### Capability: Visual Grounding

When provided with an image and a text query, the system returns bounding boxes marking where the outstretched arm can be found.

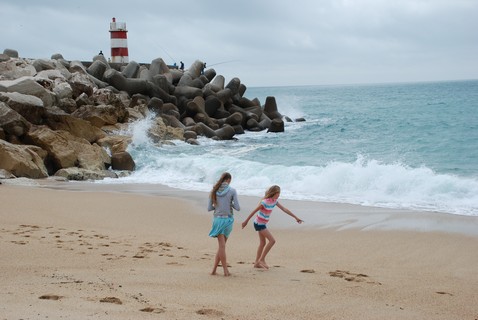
[277,202,303,224]
[242,203,262,229]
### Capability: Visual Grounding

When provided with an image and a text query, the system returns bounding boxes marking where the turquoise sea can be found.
[100,79,478,217]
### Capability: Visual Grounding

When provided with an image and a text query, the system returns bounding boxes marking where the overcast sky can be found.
[1,0,477,87]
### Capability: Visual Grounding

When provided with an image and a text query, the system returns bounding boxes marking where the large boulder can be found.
[69,60,88,73]
[267,118,285,133]
[51,53,70,69]
[121,61,140,79]
[214,124,236,140]
[52,80,73,100]
[149,58,173,84]
[146,97,163,114]
[203,68,216,82]
[216,88,233,104]
[3,49,19,58]
[0,76,54,108]
[0,54,9,63]
[92,54,109,67]
[148,117,184,143]
[0,57,36,80]
[0,92,45,125]
[87,60,108,80]
[90,88,125,106]
[192,122,216,138]
[26,126,110,172]
[190,122,236,140]
[258,113,272,131]
[224,112,243,127]
[152,74,170,93]
[111,151,135,171]
[97,135,132,154]
[161,114,185,130]
[204,96,222,117]
[225,77,241,96]
[36,66,71,81]
[43,112,106,143]
[54,167,117,181]
[184,96,215,128]
[68,72,96,98]
[72,104,128,128]
[32,59,56,72]
[230,104,258,122]
[177,60,204,87]
[210,75,225,91]
[0,102,31,139]
[0,139,48,178]
[263,96,283,120]
[173,85,202,99]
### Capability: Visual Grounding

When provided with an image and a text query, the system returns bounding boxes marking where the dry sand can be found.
[1,180,477,320]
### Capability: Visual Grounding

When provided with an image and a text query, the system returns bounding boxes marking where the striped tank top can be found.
[254,198,278,225]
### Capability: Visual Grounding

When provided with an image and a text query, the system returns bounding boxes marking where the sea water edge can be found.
[96,80,478,218]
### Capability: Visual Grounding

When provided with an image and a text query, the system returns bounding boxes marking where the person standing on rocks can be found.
[208,172,240,276]
[180,61,184,70]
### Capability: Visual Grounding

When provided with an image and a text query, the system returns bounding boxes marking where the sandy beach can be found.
[1,180,477,320]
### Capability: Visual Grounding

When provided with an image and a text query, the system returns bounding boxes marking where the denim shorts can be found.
[253,222,267,231]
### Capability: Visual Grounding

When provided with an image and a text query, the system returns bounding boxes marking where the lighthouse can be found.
[109,17,129,63]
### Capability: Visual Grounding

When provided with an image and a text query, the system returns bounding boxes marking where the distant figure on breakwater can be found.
[180,61,184,70]
[98,50,103,55]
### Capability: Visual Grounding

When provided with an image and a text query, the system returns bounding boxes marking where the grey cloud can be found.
[1,0,477,86]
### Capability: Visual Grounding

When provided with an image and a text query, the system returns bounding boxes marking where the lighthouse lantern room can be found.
[109,17,129,63]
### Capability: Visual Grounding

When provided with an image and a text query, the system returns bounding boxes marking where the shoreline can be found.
[6,178,478,237]
[1,180,478,319]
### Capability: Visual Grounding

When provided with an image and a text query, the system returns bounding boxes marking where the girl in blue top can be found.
[208,172,240,276]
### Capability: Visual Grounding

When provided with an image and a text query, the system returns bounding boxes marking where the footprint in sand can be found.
[329,270,381,284]
[100,296,122,304]
[301,269,315,273]
[9,224,186,263]
[39,294,63,300]
[133,241,185,259]
[196,308,225,317]
[11,240,28,245]
[140,307,165,313]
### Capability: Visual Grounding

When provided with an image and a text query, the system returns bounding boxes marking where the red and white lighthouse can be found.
[109,17,129,63]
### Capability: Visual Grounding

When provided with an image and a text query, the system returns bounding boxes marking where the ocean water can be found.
[99,79,478,217]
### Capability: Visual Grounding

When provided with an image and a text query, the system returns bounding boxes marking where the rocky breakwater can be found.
[0,48,300,181]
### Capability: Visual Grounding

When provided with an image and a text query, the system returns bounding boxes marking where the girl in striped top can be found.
[242,185,303,269]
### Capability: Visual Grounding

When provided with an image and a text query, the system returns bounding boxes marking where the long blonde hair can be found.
[264,185,280,199]
[210,172,232,206]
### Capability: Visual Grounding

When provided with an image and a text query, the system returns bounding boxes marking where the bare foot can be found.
[254,262,268,269]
